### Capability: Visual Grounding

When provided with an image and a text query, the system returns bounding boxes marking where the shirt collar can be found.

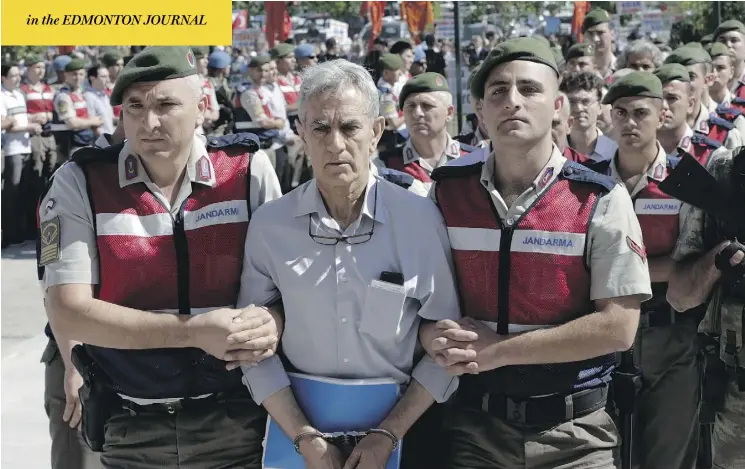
[402,135,461,165]
[480,144,566,195]
[294,172,388,225]
[611,142,668,183]
[694,103,711,133]
[118,134,216,188]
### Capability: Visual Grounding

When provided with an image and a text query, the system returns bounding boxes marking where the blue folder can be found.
[262,372,402,469]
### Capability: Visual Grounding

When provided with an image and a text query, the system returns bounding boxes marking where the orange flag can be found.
[401,1,433,44]
[362,1,387,51]
[572,1,590,42]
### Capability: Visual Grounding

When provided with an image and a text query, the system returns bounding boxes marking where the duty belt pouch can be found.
[700,335,728,420]
[719,299,745,391]
[71,345,118,452]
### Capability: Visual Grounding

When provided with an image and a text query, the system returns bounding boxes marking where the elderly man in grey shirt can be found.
[238,59,461,469]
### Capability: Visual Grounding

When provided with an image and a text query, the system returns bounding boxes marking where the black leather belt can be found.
[454,385,608,427]
[120,389,250,415]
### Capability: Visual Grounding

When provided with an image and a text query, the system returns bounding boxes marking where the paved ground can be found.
[2,241,51,469]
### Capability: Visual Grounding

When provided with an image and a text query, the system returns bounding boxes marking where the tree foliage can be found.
[670,1,745,45]
[3,46,48,63]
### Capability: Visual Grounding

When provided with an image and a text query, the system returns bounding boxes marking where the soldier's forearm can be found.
[668,248,722,312]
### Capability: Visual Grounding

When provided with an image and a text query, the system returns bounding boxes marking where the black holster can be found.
[612,334,643,469]
[71,344,119,452]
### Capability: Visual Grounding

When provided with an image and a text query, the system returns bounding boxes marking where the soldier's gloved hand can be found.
[715,240,745,295]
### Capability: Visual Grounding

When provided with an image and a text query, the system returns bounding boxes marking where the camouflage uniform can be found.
[672,149,745,469]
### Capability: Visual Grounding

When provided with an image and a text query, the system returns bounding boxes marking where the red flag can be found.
[572,1,590,42]
[401,2,433,44]
[265,2,290,48]
[232,10,248,30]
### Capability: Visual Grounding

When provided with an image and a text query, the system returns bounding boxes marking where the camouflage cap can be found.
[582,9,611,33]
[664,45,712,65]
[101,51,122,67]
[566,43,594,60]
[714,20,745,40]
[653,63,691,85]
[110,46,198,106]
[25,54,44,66]
[270,43,295,60]
[398,72,450,108]
[470,37,558,99]
[602,71,663,105]
[379,53,404,71]
[709,42,734,59]
[248,55,272,68]
[64,58,87,72]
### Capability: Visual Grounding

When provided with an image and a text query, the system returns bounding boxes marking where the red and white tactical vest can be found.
[276,73,301,108]
[20,82,54,115]
[632,167,680,258]
[433,160,616,397]
[383,142,475,183]
[233,84,273,130]
[104,86,122,120]
[202,78,215,109]
[77,142,253,398]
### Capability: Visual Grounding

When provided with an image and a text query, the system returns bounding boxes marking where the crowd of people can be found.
[3,6,745,469]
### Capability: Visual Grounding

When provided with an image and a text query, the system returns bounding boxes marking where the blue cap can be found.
[295,44,316,59]
[53,55,72,72]
[414,47,426,63]
[208,50,231,69]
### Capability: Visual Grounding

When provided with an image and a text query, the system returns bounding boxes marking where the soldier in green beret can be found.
[565,43,596,74]
[714,20,745,93]
[425,37,651,469]
[582,8,617,81]
[50,58,104,162]
[375,73,476,188]
[701,33,714,48]
[40,46,283,468]
[270,43,301,128]
[710,42,737,106]
[596,67,707,469]
[666,45,745,150]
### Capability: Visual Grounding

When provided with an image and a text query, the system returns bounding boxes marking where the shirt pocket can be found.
[359,280,408,345]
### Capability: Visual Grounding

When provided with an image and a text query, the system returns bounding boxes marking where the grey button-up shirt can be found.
[239,174,461,404]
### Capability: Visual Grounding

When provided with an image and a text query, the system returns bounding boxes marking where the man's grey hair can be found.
[298,59,379,121]
[618,40,664,69]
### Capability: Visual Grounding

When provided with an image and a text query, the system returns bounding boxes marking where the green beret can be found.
[552,48,565,67]
[684,42,704,49]
[470,37,558,99]
[654,63,690,85]
[101,52,122,67]
[191,47,208,59]
[398,72,450,108]
[379,53,404,71]
[602,71,662,105]
[715,20,745,40]
[582,9,611,33]
[566,43,594,60]
[25,54,44,66]
[664,45,712,66]
[64,58,87,72]
[110,46,198,106]
[533,35,550,47]
[248,55,272,68]
[270,43,294,60]
[701,34,714,45]
[710,42,733,59]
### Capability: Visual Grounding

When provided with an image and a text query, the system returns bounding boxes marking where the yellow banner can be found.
[1,0,232,46]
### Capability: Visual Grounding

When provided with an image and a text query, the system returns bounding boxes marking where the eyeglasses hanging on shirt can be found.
[308,182,378,246]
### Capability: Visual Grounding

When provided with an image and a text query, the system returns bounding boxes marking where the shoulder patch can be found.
[627,236,647,261]
[377,167,414,188]
[560,161,616,192]
[39,216,61,266]
[206,133,260,153]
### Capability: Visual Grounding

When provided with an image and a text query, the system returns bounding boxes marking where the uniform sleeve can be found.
[408,198,461,402]
[407,179,429,197]
[587,184,652,301]
[672,205,707,261]
[380,93,398,120]
[249,149,283,210]
[40,162,99,287]
[53,93,76,121]
[239,90,269,123]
